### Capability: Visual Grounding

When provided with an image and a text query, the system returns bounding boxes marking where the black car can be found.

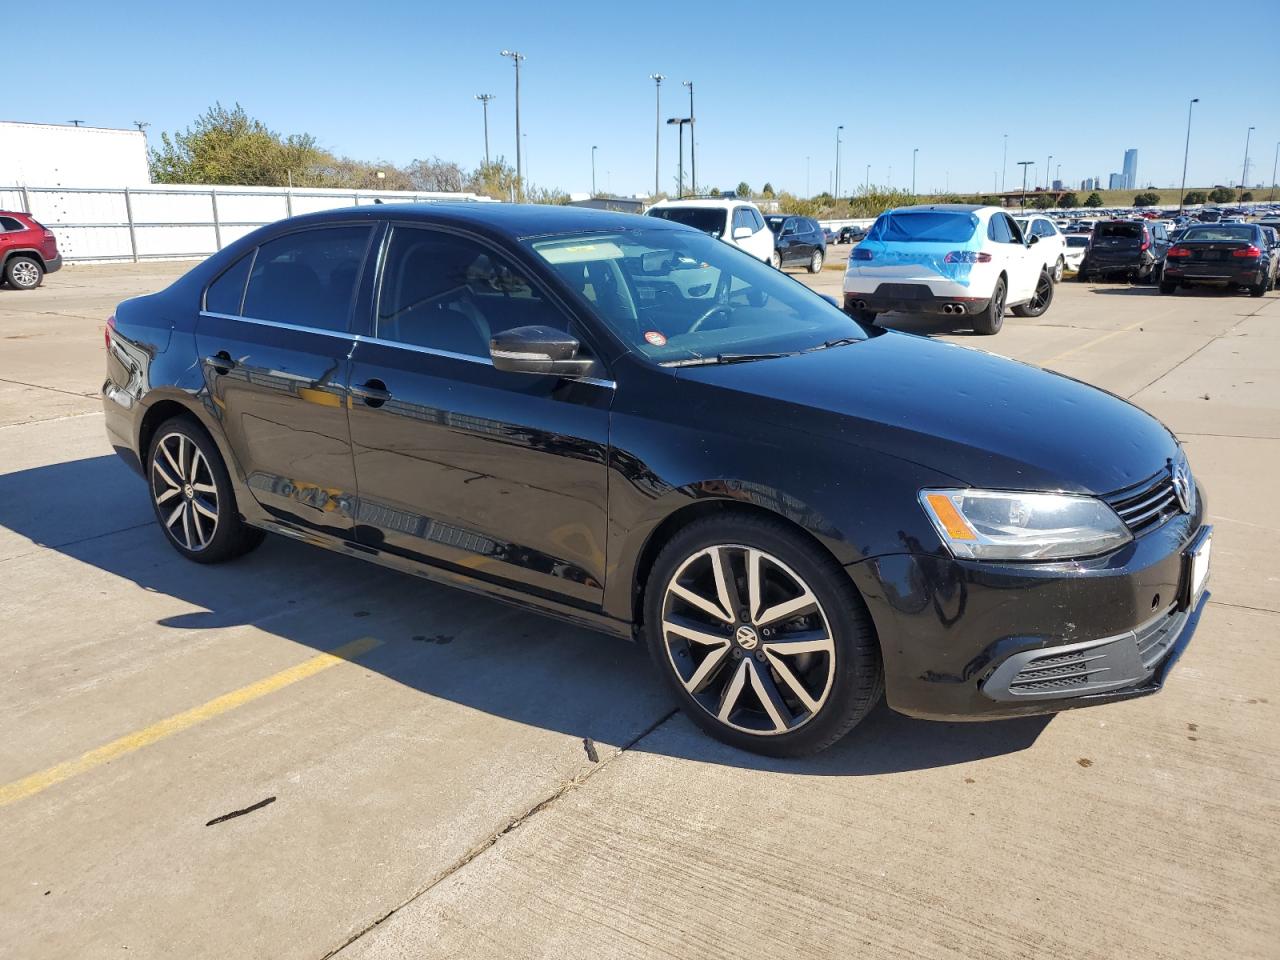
[837,225,866,244]
[763,214,826,272]
[1161,222,1276,296]
[103,204,1211,757]
[1077,219,1170,283]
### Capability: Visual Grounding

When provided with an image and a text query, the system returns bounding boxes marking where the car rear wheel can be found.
[972,276,1006,335]
[770,250,782,270]
[1012,269,1054,318]
[1159,280,1177,295]
[1076,265,1089,282]
[807,249,824,274]
[147,416,265,564]
[643,514,883,757]
[4,256,44,290]
[1250,278,1267,297]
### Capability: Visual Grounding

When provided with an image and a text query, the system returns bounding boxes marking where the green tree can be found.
[467,159,520,201]
[1133,191,1161,207]
[760,182,775,198]
[1183,190,1207,205]
[709,187,721,196]
[1084,192,1104,208]
[1058,192,1079,209]
[1208,187,1235,203]
[149,102,328,186]
[1241,191,1254,202]
[1031,194,1055,209]
[736,181,751,198]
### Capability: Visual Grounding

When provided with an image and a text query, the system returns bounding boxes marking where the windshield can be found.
[526,228,864,365]
[1181,225,1255,242]
[865,211,977,243]
[646,206,726,238]
[1096,222,1142,240]
[1066,235,1089,247]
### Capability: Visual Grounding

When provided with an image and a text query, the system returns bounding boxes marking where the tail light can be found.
[851,248,874,261]
[1166,246,1191,258]
[1232,245,1262,258]
[944,251,992,264]
[1139,231,1151,252]
[105,314,115,350]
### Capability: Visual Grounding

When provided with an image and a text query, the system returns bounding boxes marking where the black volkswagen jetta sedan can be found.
[103,204,1212,757]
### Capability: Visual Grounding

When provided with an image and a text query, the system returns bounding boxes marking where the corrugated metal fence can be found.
[0,183,495,263]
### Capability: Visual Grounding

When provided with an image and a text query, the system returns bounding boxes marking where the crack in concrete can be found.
[0,376,98,400]
[318,708,679,960]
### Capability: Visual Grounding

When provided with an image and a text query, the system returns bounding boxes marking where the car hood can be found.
[677,330,1178,495]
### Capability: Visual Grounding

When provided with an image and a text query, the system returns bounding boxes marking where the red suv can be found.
[1,211,62,290]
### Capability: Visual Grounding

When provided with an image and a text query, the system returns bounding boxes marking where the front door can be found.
[195,224,374,537]
[346,225,611,608]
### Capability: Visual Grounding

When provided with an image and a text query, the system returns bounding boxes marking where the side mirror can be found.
[490,325,597,378]
[732,226,753,240]
[1028,234,1040,245]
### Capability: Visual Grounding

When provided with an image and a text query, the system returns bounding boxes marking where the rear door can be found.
[195,224,374,537]
[345,225,612,607]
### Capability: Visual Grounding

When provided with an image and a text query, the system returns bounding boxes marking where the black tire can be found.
[146,415,266,564]
[642,513,883,757]
[1052,256,1064,283]
[1012,269,1054,318]
[972,276,1006,335]
[1076,265,1089,282]
[1159,280,1177,295]
[4,255,44,290]
[1250,279,1267,297]
[807,248,824,274]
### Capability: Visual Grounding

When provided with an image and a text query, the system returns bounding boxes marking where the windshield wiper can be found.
[663,351,797,367]
[804,337,862,353]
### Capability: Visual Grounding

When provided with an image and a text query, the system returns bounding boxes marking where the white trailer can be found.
[0,121,150,188]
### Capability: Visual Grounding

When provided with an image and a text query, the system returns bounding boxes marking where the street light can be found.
[1017,160,1034,209]
[1001,133,1008,193]
[474,94,495,167]
[1240,125,1256,203]
[1178,98,1199,214]
[1046,154,1053,190]
[865,163,870,191]
[682,80,696,194]
[805,155,810,197]
[591,145,598,197]
[499,50,525,200]
[912,147,918,196]
[648,74,666,199]
[835,125,844,198]
[1270,141,1279,203]
[666,117,691,196]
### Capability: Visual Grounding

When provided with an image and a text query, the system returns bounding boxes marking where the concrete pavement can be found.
[1,261,1276,959]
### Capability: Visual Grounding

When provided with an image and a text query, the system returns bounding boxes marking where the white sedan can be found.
[1063,234,1090,272]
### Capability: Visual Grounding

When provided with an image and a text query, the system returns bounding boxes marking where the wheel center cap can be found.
[735,624,760,650]
[183,483,194,499]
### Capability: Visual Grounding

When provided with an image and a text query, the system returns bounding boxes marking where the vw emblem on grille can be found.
[1171,461,1193,514]
[735,625,760,650]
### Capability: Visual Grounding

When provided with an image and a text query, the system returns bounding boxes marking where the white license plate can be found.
[1189,534,1212,604]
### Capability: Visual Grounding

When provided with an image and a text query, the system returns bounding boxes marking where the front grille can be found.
[1105,471,1181,534]
[1135,606,1187,669]
[1007,647,1111,694]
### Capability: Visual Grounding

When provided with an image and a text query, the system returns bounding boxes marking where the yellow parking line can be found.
[0,636,382,809]
[1041,318,1147,366]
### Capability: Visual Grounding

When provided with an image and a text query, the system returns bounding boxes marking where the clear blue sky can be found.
[21,0,1280,197]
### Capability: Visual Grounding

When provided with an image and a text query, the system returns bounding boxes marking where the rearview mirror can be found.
[490,325,598,378]
[732,226,753,240]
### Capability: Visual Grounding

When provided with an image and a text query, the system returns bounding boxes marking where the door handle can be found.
[203,351,237,373]
[349,378,391,407]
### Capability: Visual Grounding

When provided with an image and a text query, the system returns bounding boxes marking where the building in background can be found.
[1052,179,1063,191]
[0,121,150,188]
[1109,172,1125,190]
[1122,149,1138,190]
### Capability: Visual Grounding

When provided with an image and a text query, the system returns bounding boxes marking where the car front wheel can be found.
[147,416,265,563]
[770,250,782,270]
[644,514,883,757]
[1012,269,1054,318]
[1052,256,1064,283]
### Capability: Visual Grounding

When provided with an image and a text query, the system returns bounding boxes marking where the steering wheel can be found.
[688,303,732,334]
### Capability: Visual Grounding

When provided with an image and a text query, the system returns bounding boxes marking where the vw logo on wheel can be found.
[1172,461,1193,514]
[735,625,760,650]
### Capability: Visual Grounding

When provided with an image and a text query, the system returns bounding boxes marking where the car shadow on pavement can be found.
[0,454,1050,775]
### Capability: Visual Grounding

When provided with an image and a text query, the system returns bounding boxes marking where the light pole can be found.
[1017,160,1033,209]
[1001,133,1008,193]
[667,117,691,196]
[1046,154,1053,190]
[1178,98,1199,213]
[499,50,525,200]
[835,125,844,198]
[865,164,870,191]
[1240,125,1255,202]
[805,155,810,197]
[682,80,696,194]
[649,74,665,198]
[912,147,918,195]
[591,145,598,196]
[474,94,495,167]
[1270,141,1279,203]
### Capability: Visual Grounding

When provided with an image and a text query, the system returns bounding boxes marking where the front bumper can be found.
[843,286,991,317]
[849,490,1209,721]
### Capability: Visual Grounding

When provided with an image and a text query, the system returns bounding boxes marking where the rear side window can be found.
[242,226,372,331]
[0,216,26,232]
[869,212,978,243]
[204,253,253,315]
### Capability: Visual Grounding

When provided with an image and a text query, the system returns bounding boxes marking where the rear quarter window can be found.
[0,216,27,232]
[204,253,253,315]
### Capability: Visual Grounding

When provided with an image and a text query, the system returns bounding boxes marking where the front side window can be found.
[242,226,372,331]
[377,227,573,358]
[527,228,864,365]
[732,207,754,233]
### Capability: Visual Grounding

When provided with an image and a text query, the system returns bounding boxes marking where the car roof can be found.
[893,203,987,213]
[648,197,751,210]
[271,202,685,240]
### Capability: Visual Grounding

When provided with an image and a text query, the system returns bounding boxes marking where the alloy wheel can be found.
[1029,273,1051,311]
[811,250,823,271]
[661,544,836,735]
[151,431,219,551]
[11,261,40,288]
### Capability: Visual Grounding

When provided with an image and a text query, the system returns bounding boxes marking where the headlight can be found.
[919,488,1132,561]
